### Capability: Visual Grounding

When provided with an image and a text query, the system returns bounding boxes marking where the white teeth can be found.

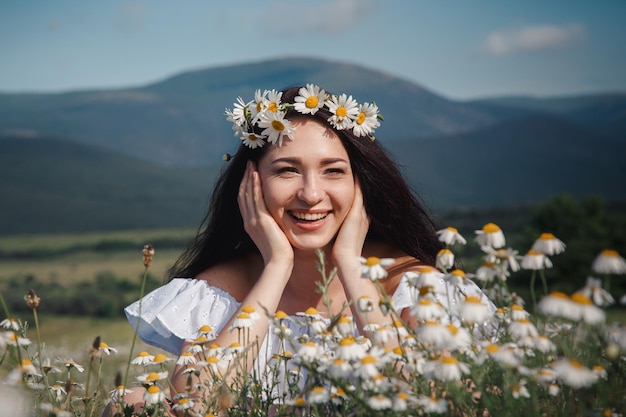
[291,211,328,221]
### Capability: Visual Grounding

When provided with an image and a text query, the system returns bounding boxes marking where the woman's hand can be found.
[238,161,294,265]
[331,180,370,264]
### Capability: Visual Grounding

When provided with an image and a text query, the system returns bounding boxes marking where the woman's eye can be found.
[276,167,298,175]
[325,168,345,175]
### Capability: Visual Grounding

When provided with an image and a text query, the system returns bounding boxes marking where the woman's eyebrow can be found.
[270,157,348,165]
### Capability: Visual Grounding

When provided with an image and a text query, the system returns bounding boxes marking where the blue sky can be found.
[1,0,625,100]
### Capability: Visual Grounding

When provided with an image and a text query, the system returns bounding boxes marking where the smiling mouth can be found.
[289,211,329,222]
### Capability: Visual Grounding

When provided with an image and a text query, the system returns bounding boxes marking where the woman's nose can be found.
[297,176,323,205]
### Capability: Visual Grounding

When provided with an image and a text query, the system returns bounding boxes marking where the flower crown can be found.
[225,84,383,149]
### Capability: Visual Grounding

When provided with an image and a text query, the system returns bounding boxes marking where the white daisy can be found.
[293,84,326,115]
[352,102,380,137]
[98,341,118,355]
[308,386,329,404]
[474,223,506,249]
[143,385,165,405]
[552,358,599,389]
[230,312,254,330]
[357,295,375,313]
[417,394,448,414]
[410,299,447,322]
[176,351,197,366]
[474,262,499,283]
[325,93,359,130]
[358,256,395,280]
[425,356,471,381]
[335,316,354,336]
[329,358,353,378]
[436,226,467,245]
[225,96,251,127]
[0,318,20,331]
[354,355,381,379]
[416,320,450,349]
[532,232,566,255]
[436,248,455,271]
[136,371,168,385]
[570,292,605,325]
[171,393,194,412]
[538,291,578,321]
[238,131,265,149]
[521,249,553,270]
[483,247,521,272]
[257,110,296,146]
[131,351,154,366]
[367,394,393,410]
[508,319,539,341]
[579,276,615,307]
[297,341,324,363]
[511,379,531,399]
[592,249,626,274]
[336,336,366,361]
[459,295,493,324]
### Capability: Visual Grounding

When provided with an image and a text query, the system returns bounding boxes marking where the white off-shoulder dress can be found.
[124,272,493,357]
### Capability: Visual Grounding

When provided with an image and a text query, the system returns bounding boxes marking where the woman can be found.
[122,84,488,413]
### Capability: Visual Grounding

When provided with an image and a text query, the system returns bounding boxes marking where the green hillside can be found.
[0,135,217,234]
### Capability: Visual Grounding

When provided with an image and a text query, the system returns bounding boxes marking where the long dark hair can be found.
[169,86,443,280]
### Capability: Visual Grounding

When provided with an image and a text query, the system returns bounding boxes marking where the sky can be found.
[1,0,625,100]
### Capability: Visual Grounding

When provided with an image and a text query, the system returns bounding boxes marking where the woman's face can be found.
[257,117,355,251]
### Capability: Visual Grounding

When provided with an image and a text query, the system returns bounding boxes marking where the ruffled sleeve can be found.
[124,278,240,355]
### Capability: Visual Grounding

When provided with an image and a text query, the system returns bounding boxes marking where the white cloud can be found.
[262,0,378,35]
[482,24,586,56]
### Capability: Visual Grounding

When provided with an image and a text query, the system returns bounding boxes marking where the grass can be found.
[0,228,195,284]
[24,315,174,393]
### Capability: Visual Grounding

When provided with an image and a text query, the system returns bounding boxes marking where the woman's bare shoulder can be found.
[194,253,264,302]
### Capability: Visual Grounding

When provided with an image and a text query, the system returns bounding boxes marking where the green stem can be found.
[32,307,53,402]
[0,290,11,319]
[539,268,549,296]
[530,270,538,315]
[123,264,150,397]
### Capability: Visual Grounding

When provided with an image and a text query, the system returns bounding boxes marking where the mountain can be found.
[0,57,499,167]
[0,135,216,234]
[466,93,626,142]
[386,114,626,209]
[1,57,625,234]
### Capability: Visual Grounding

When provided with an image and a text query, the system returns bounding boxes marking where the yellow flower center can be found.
[274,310,288,319]
[295,397,306,406]
[440,357,458,364]
[527,249,542,255]
[365,256,381,266]
[447,324,459,335]
[22,359,32,366]
[271,120,285,131]
[336,106,347,118]
[100,342,110,349]
[336,387,346,396]
[511,304,524,311]
[146,372,160,381]
[138,351,150,357]
[247,133,259,141]
[465,295,482,304]
[242,305,256,314]
[570,292,592,305]
[267,102,278,112]
[199,325,213,333]
[446,226,459,233]
[339,336,356,346]
[153,354,167,362]
[549,291,569,299]
[338,316,351,324]
[304,307,319,315]
[438,248,453,255]
[539,232,555,240]
[361,355,377,364]
[237,312,250,319]
[600,249,619,257]
[356,112,366,125]
[147,385,161,394]
[569,359,584,368]
[486,344,499,353]
[305,96,319,109]
[482,223,501,233]
[312,386,325,393]
[207,356,219,364]
[178,398,189,405]
[229,342,242,348]
[451,269,465,277]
